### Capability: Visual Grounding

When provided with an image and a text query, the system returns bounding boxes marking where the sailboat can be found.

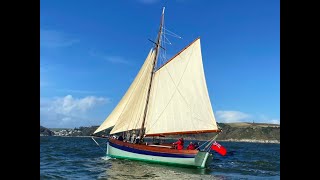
[93,7,222,168]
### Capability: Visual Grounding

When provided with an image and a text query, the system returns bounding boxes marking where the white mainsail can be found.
[145,38,219,136]
[94,49,155,134]
[94,38,219,136]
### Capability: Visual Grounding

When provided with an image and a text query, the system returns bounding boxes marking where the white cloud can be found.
[216,110,280,124]
[40,29,79,48]
[89,51,131,65]
[40,95,109,127]
[56,89,102,94]
[216,110,252,123]
[269,119,280,124]
[104,56,131,65]
[256,114,280,124]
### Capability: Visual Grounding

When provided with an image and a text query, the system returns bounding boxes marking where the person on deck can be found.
[173,138,184,150]
[194,142,199,150]
[135,136,140,144]
[187,142,195,150]
[118,135,123,141]
[131,133,136,143]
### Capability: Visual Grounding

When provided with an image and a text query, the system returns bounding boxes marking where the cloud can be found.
[103,56,131,65]
[216,111,252,123]
[56,89,103,94]
[40,29,79,48]
[89,51,131,65]
[216,110,280,124]
[40,95,109,127]
[270,119,280,124]
[256,114,280,124]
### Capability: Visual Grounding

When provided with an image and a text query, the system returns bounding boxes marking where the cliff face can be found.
[164,122,280,143]
[40,126,55,136]
[216,123,280,142]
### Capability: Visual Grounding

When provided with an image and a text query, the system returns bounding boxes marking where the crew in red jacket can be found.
[173,138,184,150]
[187,142,195,150]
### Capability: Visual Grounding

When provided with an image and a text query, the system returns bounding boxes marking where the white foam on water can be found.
[101,156,112,161]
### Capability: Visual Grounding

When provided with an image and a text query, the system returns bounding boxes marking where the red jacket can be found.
[187,144,195,150]
[174,139,184,150]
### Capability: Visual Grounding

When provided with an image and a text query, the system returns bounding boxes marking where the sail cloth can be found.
[94,38,219,136]
[144,38,219,136]
[94,49,155,134]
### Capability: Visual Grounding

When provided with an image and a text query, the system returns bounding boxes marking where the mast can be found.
[139,7,165,140]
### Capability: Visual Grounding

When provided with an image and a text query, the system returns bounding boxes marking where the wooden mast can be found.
[139,7,165,140]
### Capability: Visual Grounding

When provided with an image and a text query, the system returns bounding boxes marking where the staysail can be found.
[144,38,219,136]
[94,49,155,134]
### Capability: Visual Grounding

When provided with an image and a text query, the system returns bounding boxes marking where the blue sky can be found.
[40,0,279,128]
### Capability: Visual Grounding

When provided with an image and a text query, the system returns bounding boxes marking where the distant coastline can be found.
[40,122,280,144]
[218,139,279,144]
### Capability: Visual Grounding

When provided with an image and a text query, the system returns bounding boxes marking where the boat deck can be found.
[109,138,198,155]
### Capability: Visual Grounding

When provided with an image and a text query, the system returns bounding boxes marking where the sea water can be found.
[40,136,280,179]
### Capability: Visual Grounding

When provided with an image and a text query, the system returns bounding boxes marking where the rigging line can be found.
[164,32,181,39]
[91,136,105,152]
[145,44,196,133]
[199,133,220,152]
[110,50,155,134]
[163,28,182,39]
[204,134,220,152]
[192,116,218,127]
[163,35,172,45]
[196,135,217,150]
[161,28,167,61]
[163,23,168,62]
[160,26,166,65]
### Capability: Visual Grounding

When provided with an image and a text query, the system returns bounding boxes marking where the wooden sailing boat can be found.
[93,7,221,168]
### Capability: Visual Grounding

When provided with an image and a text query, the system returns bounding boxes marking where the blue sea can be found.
[40,136,280,179]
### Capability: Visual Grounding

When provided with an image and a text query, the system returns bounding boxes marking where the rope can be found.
[196,134,217,150]
[91,136,105,152]
[163,27,182,39]
[204,133,220,152]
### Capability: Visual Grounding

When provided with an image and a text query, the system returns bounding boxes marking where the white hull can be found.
[107,142,213,168]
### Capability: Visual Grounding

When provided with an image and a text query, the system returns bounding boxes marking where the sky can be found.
[40,0,280,128]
